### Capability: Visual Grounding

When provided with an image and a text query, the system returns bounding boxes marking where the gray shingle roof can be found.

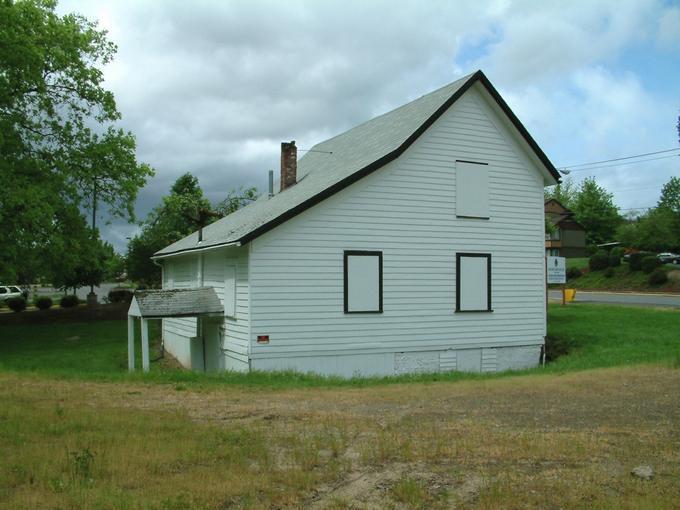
[128,287,223,318]
[155,70,559,257]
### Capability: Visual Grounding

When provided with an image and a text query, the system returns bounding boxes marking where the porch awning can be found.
[127,287,223,318]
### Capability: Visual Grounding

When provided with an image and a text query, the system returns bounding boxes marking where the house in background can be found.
[544,199,586,257]
[146,70,560,377]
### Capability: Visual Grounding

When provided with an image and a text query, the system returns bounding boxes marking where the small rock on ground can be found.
[631,465,654,480]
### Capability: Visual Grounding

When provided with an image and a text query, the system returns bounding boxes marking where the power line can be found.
[565,154,679,173]
[619,206,655,211]
[558,147,680,170]
[611,184,667,193]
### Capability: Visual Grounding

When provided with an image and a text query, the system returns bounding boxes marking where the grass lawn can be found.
[565,257,589,270]
[0,304,678,386]
[0,305,679,508]
[566,264,680,292]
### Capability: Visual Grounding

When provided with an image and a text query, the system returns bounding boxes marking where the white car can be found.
[0,285,24,302]
[657,253,680,264]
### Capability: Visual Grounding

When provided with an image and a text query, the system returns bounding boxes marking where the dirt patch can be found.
[2,366,679,508]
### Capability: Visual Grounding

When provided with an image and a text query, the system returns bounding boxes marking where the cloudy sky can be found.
[57,0,680,252]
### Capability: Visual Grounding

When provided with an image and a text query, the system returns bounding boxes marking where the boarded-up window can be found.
[224,265,236,318]
[456,253,492,312]
[173,259,195,288]
[456,160,489,218]
[344,251,383,313]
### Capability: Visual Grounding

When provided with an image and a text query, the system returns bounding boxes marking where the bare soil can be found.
[4,365,679,508]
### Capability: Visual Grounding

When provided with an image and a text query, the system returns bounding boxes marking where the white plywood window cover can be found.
[224,265,236,318]
[345,253,381,313]
[457,255,490,312]
[456,161,489,218]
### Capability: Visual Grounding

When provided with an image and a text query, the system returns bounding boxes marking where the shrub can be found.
[611,247,625,259]
[589,252,609,271]
[585,244,599,256]
[648,268,668,285]
[7,297,27,313]
[629,252,651,271]
[60,295,80,308]
[609,254,621,267]
[603,267,615,278]
[35,296,53,310]
[566,267,582,280]
[108,288,134,304]
[641,256,660,274]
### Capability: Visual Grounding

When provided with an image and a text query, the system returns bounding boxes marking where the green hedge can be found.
[7,297,27,313]
[60,295,79,308]
[641,256,660,274]
[589,252,609,271]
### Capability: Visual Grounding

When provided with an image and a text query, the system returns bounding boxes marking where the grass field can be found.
[1,305,678,385]
[1,304,679,508]
[562,257,680,292]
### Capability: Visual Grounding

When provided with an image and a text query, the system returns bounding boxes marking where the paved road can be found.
[548,290,680,308]
[31,283,122,302]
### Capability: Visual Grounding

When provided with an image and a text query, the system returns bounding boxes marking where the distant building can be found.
[545,199,586,257]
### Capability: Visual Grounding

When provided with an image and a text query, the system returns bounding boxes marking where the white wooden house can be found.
[141,70,560,377]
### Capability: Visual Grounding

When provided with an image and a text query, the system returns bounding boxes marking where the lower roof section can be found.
[128,287,223,318]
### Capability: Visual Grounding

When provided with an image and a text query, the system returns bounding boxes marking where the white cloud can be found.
[657,6,680,48]
[55,0,679,250]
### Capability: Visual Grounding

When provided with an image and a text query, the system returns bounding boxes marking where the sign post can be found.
[546,256,567,304]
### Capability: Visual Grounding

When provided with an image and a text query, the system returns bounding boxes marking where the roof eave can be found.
[154,70,561,253]
[151,240,242,260]
[473,72,561,185]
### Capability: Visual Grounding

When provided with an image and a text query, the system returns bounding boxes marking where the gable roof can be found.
[128,287,223,318]
[545,199,585,230]
[155,70,560,258]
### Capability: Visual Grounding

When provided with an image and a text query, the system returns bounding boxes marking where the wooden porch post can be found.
[141,318,150,373]
[127,316,135,371]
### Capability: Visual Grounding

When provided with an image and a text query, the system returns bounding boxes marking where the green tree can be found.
[571,177,622,245]
[0,0,153,282]
[657,176,680,215]
[47,205,109,292]
[104,250,126,282]
[215,187,260,216]
[617,207,679,253]
[544,176,578,209]
[127,174,258,286]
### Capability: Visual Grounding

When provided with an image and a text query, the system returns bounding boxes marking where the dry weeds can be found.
[1,365,679,508]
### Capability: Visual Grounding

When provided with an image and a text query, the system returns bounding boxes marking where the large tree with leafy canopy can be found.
[127,173,258,286]
[544,176,578,209]
[0,0,153,282]
[571,177,622,245]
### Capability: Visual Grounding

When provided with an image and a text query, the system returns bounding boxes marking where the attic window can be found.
[456,253,492,312]
[344,251,383,313]
[456,160,489,219]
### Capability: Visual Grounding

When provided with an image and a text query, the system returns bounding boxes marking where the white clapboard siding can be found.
[202,247,250,362]
[161,255,198,366]
[161,247,250,366]
[163,255,198,339]
[249,86,545,358]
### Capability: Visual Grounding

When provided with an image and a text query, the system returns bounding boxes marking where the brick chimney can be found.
[280,140,297,192]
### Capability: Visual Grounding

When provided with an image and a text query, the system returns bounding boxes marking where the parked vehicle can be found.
[0,285,24,302]
[657,252,680,264]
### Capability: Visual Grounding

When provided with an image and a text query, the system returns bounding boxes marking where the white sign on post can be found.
[546,256,566,284]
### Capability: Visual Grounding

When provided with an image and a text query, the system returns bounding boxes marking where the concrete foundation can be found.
[250,344,542,378]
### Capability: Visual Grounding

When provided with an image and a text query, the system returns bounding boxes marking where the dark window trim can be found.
[455,160,490,221]
[455,252,492,313]
[455,159,488,165]
[344,250,383,314]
